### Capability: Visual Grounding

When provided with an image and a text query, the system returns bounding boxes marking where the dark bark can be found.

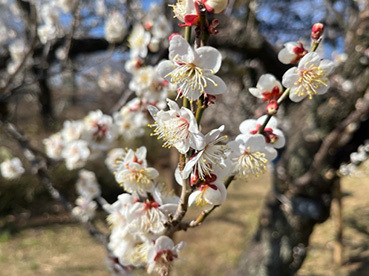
[237,4,369,276]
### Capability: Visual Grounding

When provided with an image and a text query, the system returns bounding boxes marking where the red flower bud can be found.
[266,101,278,115]
[169,33,181,41]
[312,23,324,40]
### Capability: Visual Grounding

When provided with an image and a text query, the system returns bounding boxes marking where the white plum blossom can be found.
[61,120,84,143]
[40,3,60,26]
[72,196,97,223]
[188,174,227,210]
[43,132,64,159]
[109,229,151,268]
[105,11,127,43]
[239,115,285,149]
[129,66,156,95]
[115,161,159,195]
[147,236,186,275]
[182,125,228,180]
[76,170,101,200]
[105,148,127,173]
[148,99,205,154]
[151,14,172,40]
[37,24,57,44]
[228,134,277,178]
[98,67,124,93]
[170,0,199,27]
[282,52,335,102]
[113,103,148,140]
[151,183,179,206]
[128,24,151,58]
[7,40,29,73]
[125,58,143,74]
[128,66,170,108]
[128,200,168,235]
[9,40,26,63]
[249,74,283,102]
[203,0,228,14]
[61,140,90,170]
[278,41,307,64]
[95,0,107,16]
[0,157,25,179]
[157,35,227,101]
[105,193,136,228]
[118,146,148,169]
[83,110,117,149]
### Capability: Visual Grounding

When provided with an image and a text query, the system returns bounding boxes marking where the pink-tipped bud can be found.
[144,21,153,31]
[266,101,278,115]
[190,174,199,186]
[312,23,324,40]
[202,0,228,14]
[169,33,181,41]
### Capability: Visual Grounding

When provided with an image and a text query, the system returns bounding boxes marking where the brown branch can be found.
[62,0,81,67]
[295,88,369,186]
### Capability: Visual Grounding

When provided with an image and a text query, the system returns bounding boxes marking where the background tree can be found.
[0,0,368,275]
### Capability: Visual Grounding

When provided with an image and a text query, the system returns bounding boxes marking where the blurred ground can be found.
[0,173,369,275]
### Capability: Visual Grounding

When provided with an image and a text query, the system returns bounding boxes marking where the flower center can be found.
[150,116,190,148]
[153,250,177,276]
[125,242,148,266]
[236,148,268,178]
[166,58,217,100]
[170,0,186,21]
[294,63,328,99]
[119,168,153,193]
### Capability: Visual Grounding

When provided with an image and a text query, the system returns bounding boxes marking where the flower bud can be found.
[202,0,228,14]
[190,173,199,186]
[278,41,307,64]
[148,38,160,52]
[266,101,278,115]
[311,23,324,40]
[169,33,181,41]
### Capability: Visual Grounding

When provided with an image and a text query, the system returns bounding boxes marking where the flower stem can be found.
[199,6,209,46]
[311,41,320,52]
[195,95,205,125]
[257,88,291,134]
[182,26,192,109]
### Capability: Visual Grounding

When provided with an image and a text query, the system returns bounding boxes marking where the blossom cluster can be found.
[339,141,369,177]
[0,157,25,180]
[72,169,101,222]
[37,3,337,275]
[105,146,185,275]
[43,100,149,170]
[37,0,78,45]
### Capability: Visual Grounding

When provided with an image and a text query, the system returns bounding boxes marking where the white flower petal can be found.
[204,74,227,95]
[194,46,222,73]
[188,190,201,206]
[169,35,194,63]
[299,52,320,69]
[289,88,305,102]
[249,87,262,98]
[157,60,176,80]
[204,187,222,205]
[239,119,257,134]
[282,67,300,88]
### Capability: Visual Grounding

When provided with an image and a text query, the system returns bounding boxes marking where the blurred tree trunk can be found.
[236,4,369,276]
